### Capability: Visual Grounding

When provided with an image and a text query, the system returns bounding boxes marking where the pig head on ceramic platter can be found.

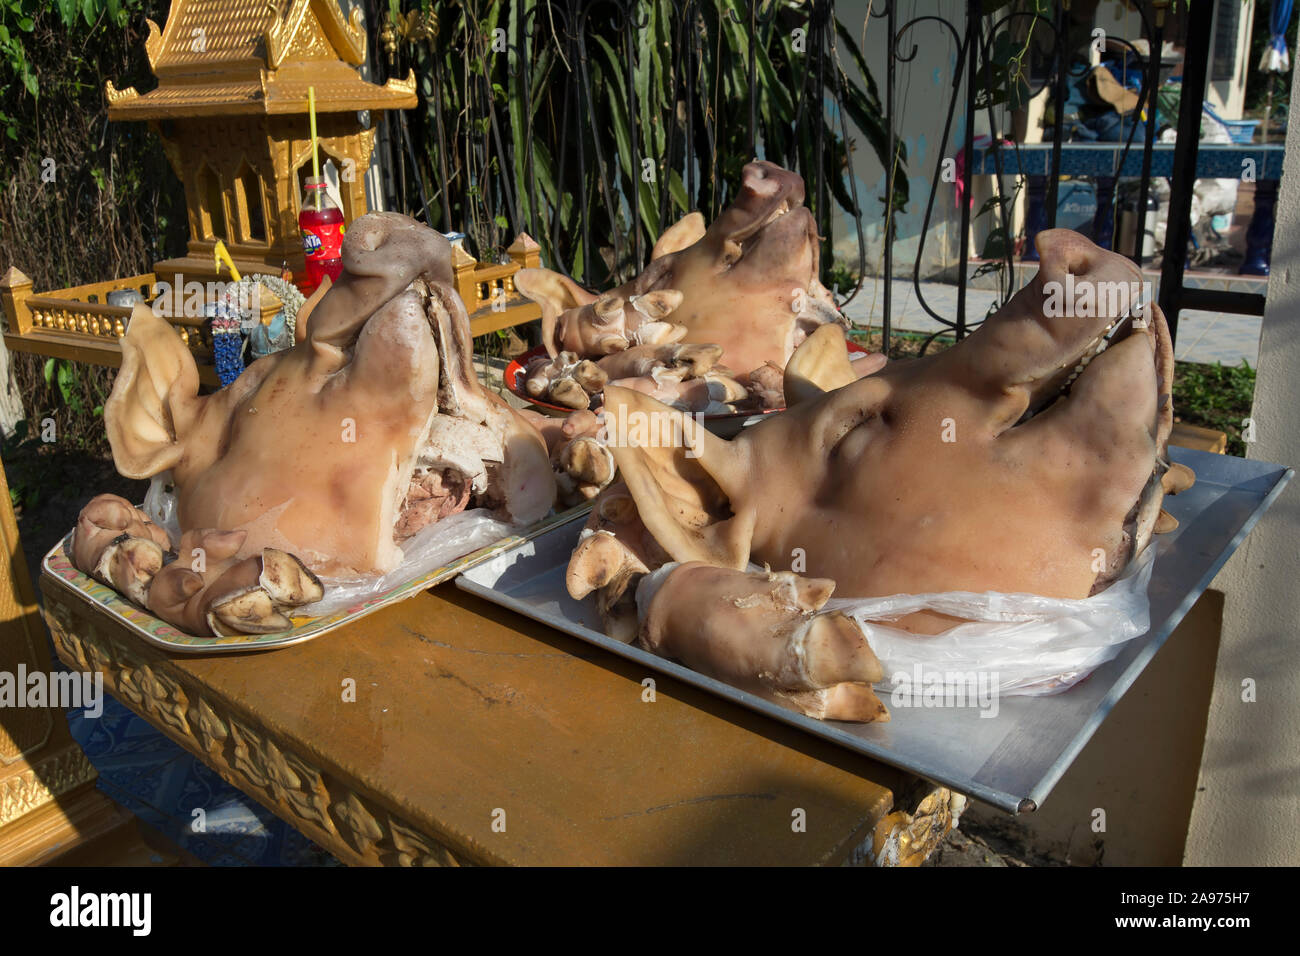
[515,161,847,383]
[569,230,1195,721]
[73,212,555,636]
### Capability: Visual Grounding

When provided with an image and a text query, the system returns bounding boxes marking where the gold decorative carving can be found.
[264,15,288,68]
[344,6,367,58]
[261,739,299,799]
[286,15,330,61]
[0,748,97,827]
[390,820,467,867]
[104,80,139,105]
[118,660,191,736]
[43,595,478,866]
[143,18,163,71]
[867,788,966,867]
[276,751,335,837]
[331,791,383,855]
[227,717,272,791]
[386,70,416,97]
[80,627,115,678]
[212,714,339,839]
[47,605,85,670]
[356,127,376,177]
[193,697,228,756]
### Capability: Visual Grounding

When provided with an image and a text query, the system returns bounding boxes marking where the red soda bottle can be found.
[298,176,344,290]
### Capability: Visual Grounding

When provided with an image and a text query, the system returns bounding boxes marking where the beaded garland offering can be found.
[208,275,306,387]
[211,313,244,386]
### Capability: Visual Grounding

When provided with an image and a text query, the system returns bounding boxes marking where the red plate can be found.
[504,340,873,425]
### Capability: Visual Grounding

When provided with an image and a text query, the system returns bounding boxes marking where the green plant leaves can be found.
[402,0,901,288]
[1172,359,1257,457]
[41,358,86,413]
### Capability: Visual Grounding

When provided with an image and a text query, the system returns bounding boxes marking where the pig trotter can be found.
[72,494,172,607]
[636,562,889,723]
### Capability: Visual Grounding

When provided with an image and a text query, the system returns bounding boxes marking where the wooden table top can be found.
[43,576,946,866]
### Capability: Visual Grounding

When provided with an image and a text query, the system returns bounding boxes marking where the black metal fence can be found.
[359,0,1268,352]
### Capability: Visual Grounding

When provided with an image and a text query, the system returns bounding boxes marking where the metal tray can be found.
[457,447,1292,813]
[43,504,591,655]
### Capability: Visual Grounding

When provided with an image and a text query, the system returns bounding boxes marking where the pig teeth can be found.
[1062,352,1099,389]
[1057,315,1124,390]
[762,201,791,226]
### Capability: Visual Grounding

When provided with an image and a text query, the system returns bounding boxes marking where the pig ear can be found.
[293,274,331,344]
[104,304,201,478]
[783,324,859,405]
[515,268,598,357]
[602,385,754,569]
[650,212,706,260]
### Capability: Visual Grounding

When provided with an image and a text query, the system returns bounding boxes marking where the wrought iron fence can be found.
[360,0,1268,353]
[362,0,896,290]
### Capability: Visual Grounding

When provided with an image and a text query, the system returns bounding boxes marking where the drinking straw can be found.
[308,86,320,180]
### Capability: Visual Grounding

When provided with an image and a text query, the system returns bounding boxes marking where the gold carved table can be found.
[41,578,958,866]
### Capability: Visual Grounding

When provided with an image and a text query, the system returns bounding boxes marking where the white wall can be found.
[1184,60,1300,867]
[1207,0,1257,118]
[831,0,967,279]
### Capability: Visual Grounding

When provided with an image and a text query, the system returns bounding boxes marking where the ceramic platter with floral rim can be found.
[42,504,591,654]
[504,340,873,437]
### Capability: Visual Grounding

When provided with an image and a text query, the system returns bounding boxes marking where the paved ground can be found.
[841,275,1263,367]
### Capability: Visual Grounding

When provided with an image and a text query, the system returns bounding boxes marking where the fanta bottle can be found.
[299,176,344,290]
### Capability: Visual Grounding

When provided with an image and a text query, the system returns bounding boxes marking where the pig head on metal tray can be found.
[515,161,846,381]
[73,212,555,636]
[568,230,1195,721]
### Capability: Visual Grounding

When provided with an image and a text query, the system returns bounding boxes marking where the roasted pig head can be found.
[570,230,1192,716]
[516,161,844,377]
[74,212,555,634]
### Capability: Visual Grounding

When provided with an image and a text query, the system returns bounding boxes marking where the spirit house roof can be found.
[106,0,415,118]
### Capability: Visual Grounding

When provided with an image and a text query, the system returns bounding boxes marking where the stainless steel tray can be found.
[456,447,1292,813]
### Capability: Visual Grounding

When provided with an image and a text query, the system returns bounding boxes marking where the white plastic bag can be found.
[300,508,512,617]
[822,545,1156,697]
[144,472,514,619]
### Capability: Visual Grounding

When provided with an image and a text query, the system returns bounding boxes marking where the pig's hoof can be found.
[72,493,173,605]
[550,377,592,410]
[560,436,615,488]
[567,530,641,600]
[97,534,167,606]
[776,681,891,723]
[206,550,323,636]
[259,548,325,606]
[674,343,723,377]
[636,563,891,722]
[770,612,890,722]
[1162,460,1195,495]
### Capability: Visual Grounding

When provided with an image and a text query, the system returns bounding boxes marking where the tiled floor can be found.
[842,277,1263,367]
[57,647,341,867]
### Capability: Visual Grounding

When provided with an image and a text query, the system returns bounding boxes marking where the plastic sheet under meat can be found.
[144,473,514,620]
[823,545,1156,696]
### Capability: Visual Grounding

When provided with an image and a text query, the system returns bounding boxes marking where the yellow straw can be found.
[213,239,241,281]
[308,86,320,180]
